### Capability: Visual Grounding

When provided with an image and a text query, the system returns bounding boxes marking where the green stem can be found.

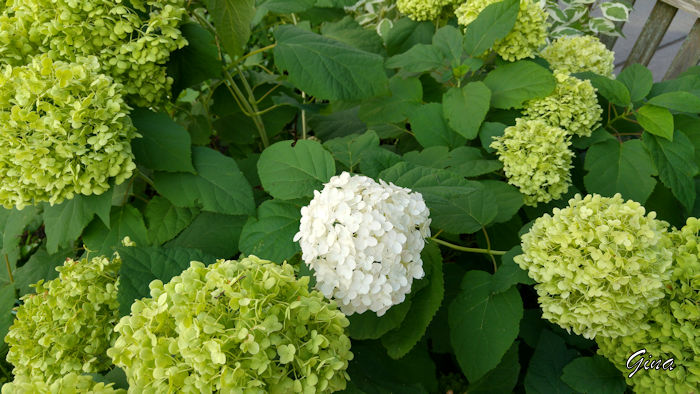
[430,237,506,256]
[223,69,269,147]
[481,227,498,273]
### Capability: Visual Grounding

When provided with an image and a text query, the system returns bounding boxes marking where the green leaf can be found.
[600,1,630,21]
[0,206,39,278]
[433,25,464,65]
[324,131,380,172]
[384,17,434,57]
[479,180,523,224]
[347,300,412,340]
[385,44,444,73]
[308,105,366,140]
[463,0,519,56]
[116,246,217,316]
[204,0,255,58]
[524,330,579,393]
[381,242,444,359]
[13,246,74,296]
[43,191,113,253]
[152,147,255,216]
[637,104,674,141]
[491,246,533,293]
[257,0,315,15]
[647,91,700,113]
[403,146,502,178]
[82,206,149,255]
[238,199,304,262]
[167,23,222,96]
[165,212,246,258]
[617,64,653,102]
[0,284,16,352]
[643,131,698,211]
[380,163,498,233]
[321,16,384,54]
[468,342,520,394]
[359,147,403,179]
[144,196,199,245]
[274,25,389,100]
[479,122,506,153]
[443,82,491,140]
[577,72,631,107]
[584,139,657,204]
[258,140,336,200]
[410,103,466,149]
[130,109,195,173]
[359,76,422,125]
[449,270,523,382]
[561,356,626,394]
[676,114,700,164]
[483,61,556,109]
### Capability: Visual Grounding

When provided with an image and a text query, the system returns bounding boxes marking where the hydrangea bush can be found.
[1,0,699,392]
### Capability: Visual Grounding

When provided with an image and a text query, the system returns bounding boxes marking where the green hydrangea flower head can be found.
[523,72,603,137]
[2,373,126,394]
[0,0,188,106]
[107,256,353,393]
[5,254,122,381]
[0,54,137,210]
[455,0,548,61]
[490,118,573,206]
[396,0,456,21]
[541,35,615,77]
[515,193,674,339]
[597,217,700,393]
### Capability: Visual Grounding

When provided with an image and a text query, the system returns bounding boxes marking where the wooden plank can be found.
[661,0,700,18]
[624,1,678,68]
[664,18,700,79]
[600,0,637,50]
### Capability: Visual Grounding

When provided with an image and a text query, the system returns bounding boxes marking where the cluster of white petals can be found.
[294,172,431,316]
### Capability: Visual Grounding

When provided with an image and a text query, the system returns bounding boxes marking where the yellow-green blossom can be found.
[597,217,700,393]
[541,35,615,77]
[455,0,548,61]
[0,55,137,209]
[490,118,573,206]
[2,373,125,394]
[523,72,603,137]
[107,256,353,393]
[5,255,121,382]
[515,194,673,339]
[396,0,456,21]
[0,0,187,106]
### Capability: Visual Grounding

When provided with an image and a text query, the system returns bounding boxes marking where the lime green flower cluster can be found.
[541,35,615,77]
[0,54,137,209]
[5,254,122,382]
[597,217,700,393]
[490,118,573,206]
[2,373,125,394]
[523,72,602,137]
[0,0,187,106]
[455,0,548,61]
[515,194,674,339]
[396,0,456,21]
[107,256,353,393]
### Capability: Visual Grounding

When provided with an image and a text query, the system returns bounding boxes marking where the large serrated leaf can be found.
[82,206,149,255]
[43,191,113,253]
[274,25,389,100]
[144,196,200,245]
[443,82,491,140]
[152,147,255,216]
[238,199,304,262]
[463,0,519,56]
[130,109,195,173]
[204,0,255,58]
[257,140,336,200]
[643,131,698,211]
[483,61,555,109]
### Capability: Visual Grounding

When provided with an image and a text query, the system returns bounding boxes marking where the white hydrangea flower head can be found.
[294,171,431,316]
[541,35,615,77]
[515,193,674,339]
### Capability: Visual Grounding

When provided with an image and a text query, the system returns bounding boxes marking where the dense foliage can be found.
[0,0,697,393]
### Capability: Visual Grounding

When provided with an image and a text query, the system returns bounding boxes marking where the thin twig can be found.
[430,237,506,256]
[481,227,498,273]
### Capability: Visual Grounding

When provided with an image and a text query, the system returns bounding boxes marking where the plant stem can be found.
[481,227,498,273]
[223,69,269,147]
[4,254,13,284]
[301,91,307,140]
[430,237,506,256]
